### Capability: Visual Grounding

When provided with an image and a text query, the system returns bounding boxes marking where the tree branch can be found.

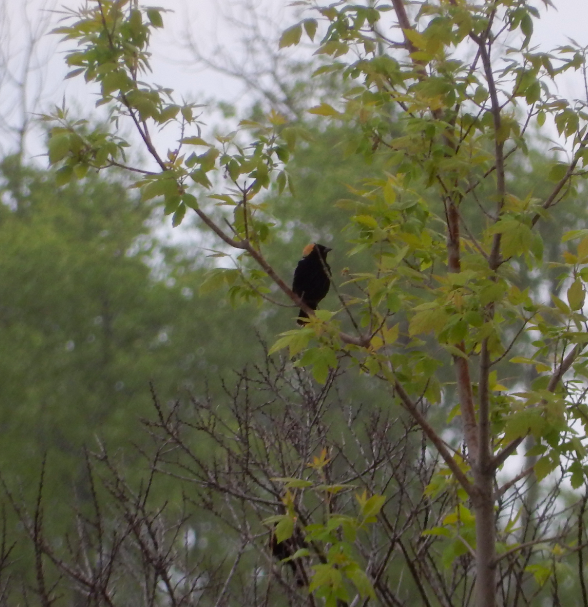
[494,465,534,499]
[392,378,474,496]
[478,338,492,472]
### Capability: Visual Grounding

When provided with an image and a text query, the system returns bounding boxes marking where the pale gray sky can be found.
[2,0,588,160]
[151,0,588,102]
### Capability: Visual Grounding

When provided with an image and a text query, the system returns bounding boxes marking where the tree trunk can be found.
[474,469,497,607]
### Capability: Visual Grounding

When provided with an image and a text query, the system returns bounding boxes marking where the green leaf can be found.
[361,494,386,519]
[263,514,286,526]
[101,70,129,96]
[442,344,469,359]
[353,214,379,229]
[308,103,343,117]
[534,456,556,481]
[65,68,84,80]
[309,563,343,594]
[383,179,396,204]
[198,147,220,171]
[563,229,588,243]
[567,278,585,311]
[526,563,552,586]
[404,28,427,50]
[48,134,71,164]
[190,170,212,189]
[289,331,313,357]
[199,268,239,294]
[181,136,210,146]
[269,330,305,355]
[312,358,330,384]
[488,217,533,257]
[279,23,302,48]
[55,165,74,186]
[164,195,180,216]
[182,193,198,209]
[510,357,537,366]
[141,176,178,202]
[181,106,193,122]
[422,526,452,538]
[520,13,533,39]
[129,9,142,34]
[274,516,294,543]
[570,462,585,489]
[525,80,541,104]
[284,548,310,561]
[578,237,588,260]
[147,9,163,28]
[159,105,180,123]
[272,478,313,489]
[503,410,538,442]
[209,194,236,205]
[409,306,448,336]
[172,203,186,227]
[479,282,507,306]
[276,170,287,194]
[551,294,571,314]
[548,163,569,182]
[473,85,488,105]
[73,164,89,179]
[303,19,318,41]
[537,110,546,126]
[346,566,375,599]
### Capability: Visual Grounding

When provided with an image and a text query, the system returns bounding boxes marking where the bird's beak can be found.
[324,247,333,253]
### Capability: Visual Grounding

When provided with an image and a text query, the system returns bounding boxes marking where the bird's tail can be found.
[297,309,309,325]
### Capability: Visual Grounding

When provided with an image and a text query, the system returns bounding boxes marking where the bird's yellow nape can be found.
[302,243,315,257]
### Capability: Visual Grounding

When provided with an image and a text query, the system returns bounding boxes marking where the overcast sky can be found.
[139,0,588,102]
[2,0,588,160]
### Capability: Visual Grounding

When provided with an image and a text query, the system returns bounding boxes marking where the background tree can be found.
[0,153,266,537]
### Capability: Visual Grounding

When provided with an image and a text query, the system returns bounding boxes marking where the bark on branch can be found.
[392,379,474,496]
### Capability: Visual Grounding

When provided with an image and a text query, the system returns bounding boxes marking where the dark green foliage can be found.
[0,156,259,503]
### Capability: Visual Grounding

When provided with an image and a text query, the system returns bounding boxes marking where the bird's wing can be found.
[292,259,306,295]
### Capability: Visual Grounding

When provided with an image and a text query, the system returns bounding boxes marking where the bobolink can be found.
[270,526,306,586]
[292,243,332,325]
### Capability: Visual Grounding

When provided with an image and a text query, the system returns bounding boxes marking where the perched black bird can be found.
[269,526,306,587]
[292,243,332,325]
